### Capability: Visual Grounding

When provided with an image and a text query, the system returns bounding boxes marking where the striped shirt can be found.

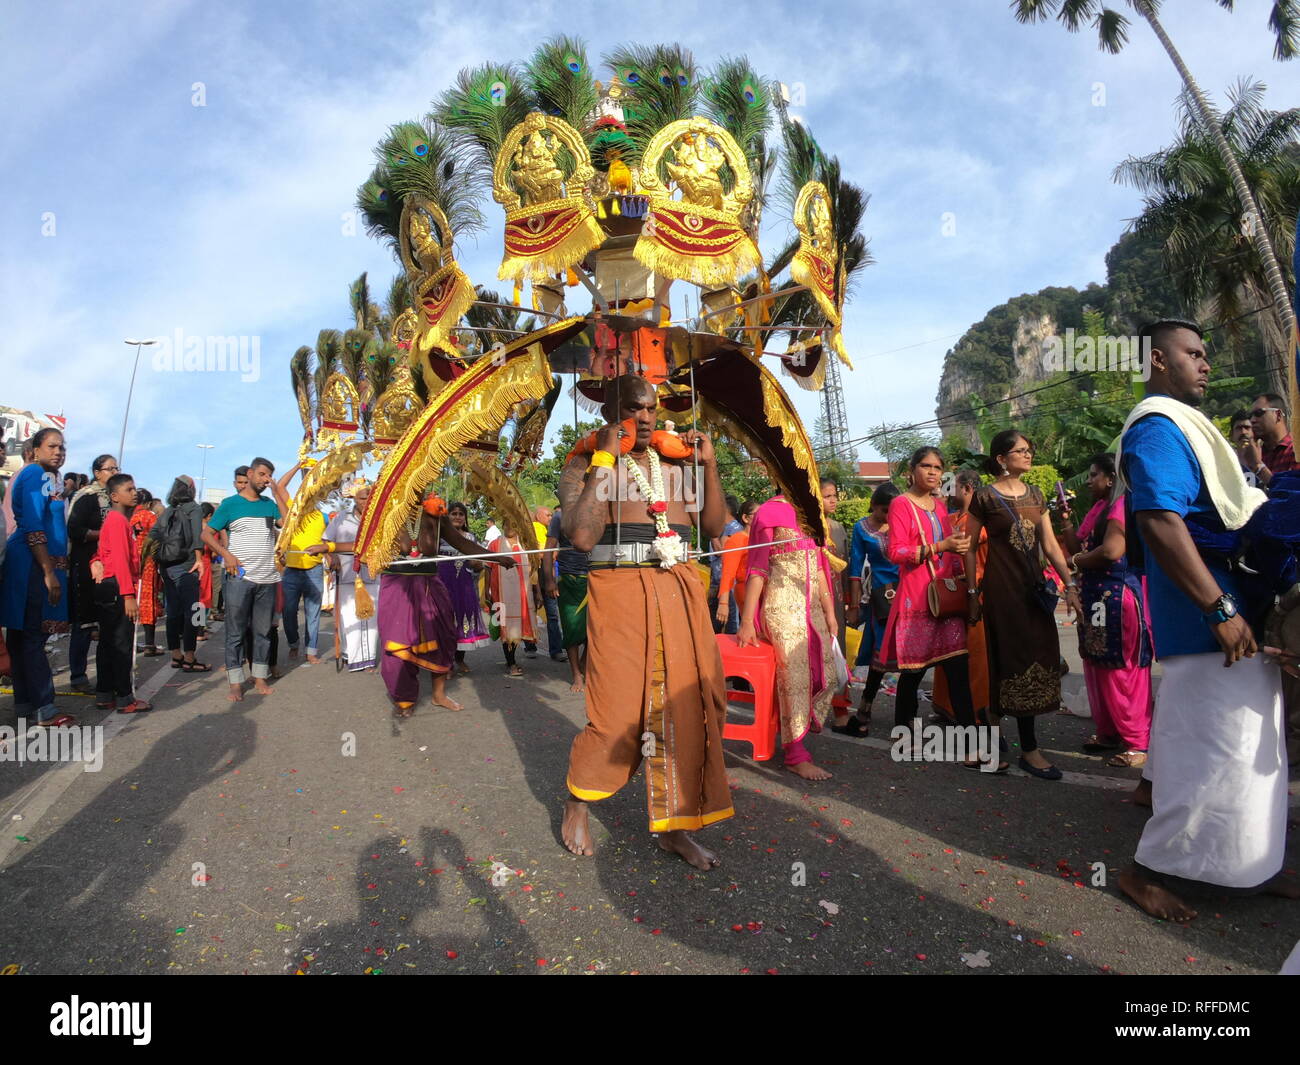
[209,494,281,584]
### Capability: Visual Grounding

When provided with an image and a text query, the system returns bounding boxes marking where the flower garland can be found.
[623,449,683,568]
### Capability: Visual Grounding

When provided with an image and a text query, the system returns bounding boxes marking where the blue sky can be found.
[3,0,1295,497]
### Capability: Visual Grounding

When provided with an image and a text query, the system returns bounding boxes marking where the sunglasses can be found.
[1249,407,1280,419]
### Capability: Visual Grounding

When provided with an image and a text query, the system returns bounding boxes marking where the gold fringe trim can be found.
[354,575,375,620]
[632,230,761,289]
[414,265,476,353]
[830,328,852,370]
[275,440,374,561]
[460,454,534,563]
[498,207,604,284]
[356,326,569,573]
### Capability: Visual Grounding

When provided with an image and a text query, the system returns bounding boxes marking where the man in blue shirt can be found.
[1115,320,1294,924]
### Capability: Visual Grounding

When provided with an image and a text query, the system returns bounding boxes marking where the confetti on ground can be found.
[961,950,991,968]
[818,900,840,915]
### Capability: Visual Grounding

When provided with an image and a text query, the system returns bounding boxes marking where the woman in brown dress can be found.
[965,430,1081,780]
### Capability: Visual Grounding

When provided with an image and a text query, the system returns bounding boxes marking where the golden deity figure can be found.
[511,130,566,206]
[665,133,727,211]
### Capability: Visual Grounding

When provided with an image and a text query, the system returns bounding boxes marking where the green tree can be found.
[1113,80,1298,398]
[866,421,940,480]
[1013,0,1298,407]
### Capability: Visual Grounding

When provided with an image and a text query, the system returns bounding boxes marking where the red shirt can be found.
[1261,433,1296,474]
[94,509,140,594]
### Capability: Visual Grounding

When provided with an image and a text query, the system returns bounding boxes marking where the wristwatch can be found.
[1202,593,1238,625]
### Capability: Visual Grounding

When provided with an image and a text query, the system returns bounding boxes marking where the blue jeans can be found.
[163,561,201,654]
[69,624,93,682]
[281,566,323,655]
[543,594,563,657]
[8,566,56,720]
[222,577,276,684]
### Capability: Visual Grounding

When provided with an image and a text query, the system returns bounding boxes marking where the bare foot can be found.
[1118,867,1197,922]
[227,684,244,703]
[363,666,377,674]
[306,654,321,665]
[1261,872,1300,899]
[658,831,720,870]
[561,799,594,856]
[569,674,585,693]
[1132,779,1152,808]
[432,696,463,711]
[785,761,832,781]
[457,664,471,676]
[252,678,274,696]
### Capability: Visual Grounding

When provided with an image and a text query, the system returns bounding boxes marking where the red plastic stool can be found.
[715,634,779,762]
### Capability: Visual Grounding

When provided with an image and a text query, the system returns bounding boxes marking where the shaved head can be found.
[601,374,656,423]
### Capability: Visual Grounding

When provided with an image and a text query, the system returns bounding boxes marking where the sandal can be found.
[1106,749,1147,768]
[117,700,152,714]
[180,661,212,673]
[95,698,116,710]
[963,758,1010,773]
[39,714,78,727]
[506,666,524,677]
[171,656,185,669]
[1082,735,1122,754]
[831,714,871,738]
[141,647,164,657]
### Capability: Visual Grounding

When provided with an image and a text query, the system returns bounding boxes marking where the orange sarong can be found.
[566,564,734,834]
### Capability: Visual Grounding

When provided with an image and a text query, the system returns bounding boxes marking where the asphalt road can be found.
[1,613,1296,976]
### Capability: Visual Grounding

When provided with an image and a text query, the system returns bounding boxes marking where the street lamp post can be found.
[120,338,158,464]
[196,443,214,500]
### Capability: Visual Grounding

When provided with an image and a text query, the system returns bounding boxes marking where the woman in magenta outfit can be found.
[1062,454,1153,767]
[737,494,840,781]
[877,448,988,760]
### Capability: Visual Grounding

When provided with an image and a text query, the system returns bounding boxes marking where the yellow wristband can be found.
[326,541,336,552]
[588,450,616,470]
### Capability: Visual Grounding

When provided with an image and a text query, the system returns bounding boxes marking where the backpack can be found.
[154,503,196,565]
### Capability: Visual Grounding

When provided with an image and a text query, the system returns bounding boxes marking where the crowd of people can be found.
[1,320,1297,928]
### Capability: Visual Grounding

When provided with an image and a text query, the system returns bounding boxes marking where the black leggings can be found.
[894,656,976,729]
[503,644,517,668]
[1009,714,1039,754]
[858,667,887,711]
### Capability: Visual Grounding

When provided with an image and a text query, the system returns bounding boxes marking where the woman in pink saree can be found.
[737,494,839,781]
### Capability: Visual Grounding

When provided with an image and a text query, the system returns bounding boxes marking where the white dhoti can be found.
[1136,653,1285,888]
[336,573,381,671]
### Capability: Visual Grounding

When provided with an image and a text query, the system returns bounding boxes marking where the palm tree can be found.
[1012,0,1299,409]
[1114,80,1299,396]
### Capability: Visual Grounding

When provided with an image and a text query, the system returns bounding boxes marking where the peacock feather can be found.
[357,166,402,249]
[349,272,374,331]
[375,118,484,241]
[526,36,599,132]
[701,57,772,170]
[387,272,412,323]
[602,44,698,162]
[290,345,314,440]
[314,328,341,392]
[433,64,531,178]
[341,327,369,394]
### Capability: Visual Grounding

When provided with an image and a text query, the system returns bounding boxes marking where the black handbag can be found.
[991,488,1057,617]
[868,581,896,623]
